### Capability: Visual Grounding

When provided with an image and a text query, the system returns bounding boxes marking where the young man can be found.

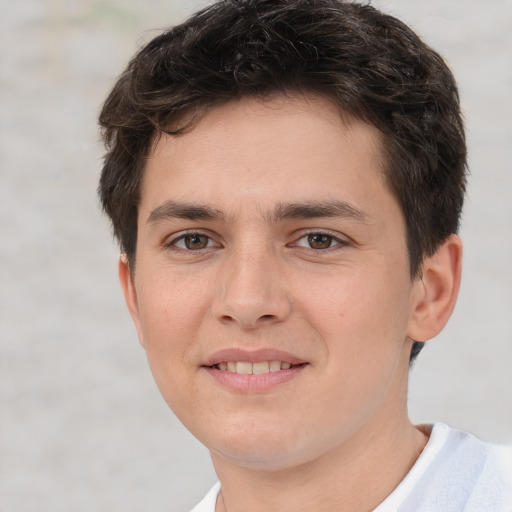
[98,1,512,510]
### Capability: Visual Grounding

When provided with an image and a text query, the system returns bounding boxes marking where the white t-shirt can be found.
[190,423,512,512]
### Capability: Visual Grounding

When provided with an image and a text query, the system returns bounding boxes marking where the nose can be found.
[211,247,292,330]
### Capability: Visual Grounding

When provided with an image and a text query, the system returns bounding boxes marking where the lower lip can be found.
[203,365,307,393]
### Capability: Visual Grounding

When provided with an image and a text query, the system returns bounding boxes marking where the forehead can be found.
[140,93,394,222]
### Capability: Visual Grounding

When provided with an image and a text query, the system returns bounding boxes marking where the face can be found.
[122,94,424,470]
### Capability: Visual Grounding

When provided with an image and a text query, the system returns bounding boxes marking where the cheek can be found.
[299,265,413,367]
[294,271,412,429]
[138,267,208,331]
[134,269,210,382]
[135,276,204,415]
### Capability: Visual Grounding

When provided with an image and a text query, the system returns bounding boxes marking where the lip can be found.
[203,348,307,366]
[202,348,309,393]
[203,364,307,393]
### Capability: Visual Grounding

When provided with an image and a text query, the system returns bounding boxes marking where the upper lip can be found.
[203,348,307,367]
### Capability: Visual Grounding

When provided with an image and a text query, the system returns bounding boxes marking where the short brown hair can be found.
[99,0,467,362]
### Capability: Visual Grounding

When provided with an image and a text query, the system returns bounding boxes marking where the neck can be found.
[212,411,427,512]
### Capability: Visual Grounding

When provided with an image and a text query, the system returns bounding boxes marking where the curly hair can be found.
[99,0,467,362]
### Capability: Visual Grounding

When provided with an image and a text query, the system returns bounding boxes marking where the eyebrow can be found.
[270,200,369,223]
[147,199,369,225]
[147,200,225,224]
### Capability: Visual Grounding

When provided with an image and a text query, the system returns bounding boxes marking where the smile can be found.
[204,350,308,392]
[214,360,295,374]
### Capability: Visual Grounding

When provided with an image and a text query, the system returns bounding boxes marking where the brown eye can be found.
[166,232,221,253]
[183,234,210,250]
[307,234,334,249]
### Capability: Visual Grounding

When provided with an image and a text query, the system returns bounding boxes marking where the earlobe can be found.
[118,254,146,348]
[407,234,463,342]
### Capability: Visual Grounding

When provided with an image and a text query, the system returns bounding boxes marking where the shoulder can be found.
[457,428,512,512]
[414,423,512,511]
[376,423,512,512]
[436,423,512,481]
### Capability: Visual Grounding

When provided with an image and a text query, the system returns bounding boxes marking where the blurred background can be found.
[1,0,511,510]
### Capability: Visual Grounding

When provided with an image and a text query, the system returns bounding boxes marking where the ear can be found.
[407,234,463,342]
[118,254,146,348]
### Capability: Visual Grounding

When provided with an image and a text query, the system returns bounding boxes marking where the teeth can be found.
[236,361,253,375]
[252,361,269,374]
[217,360,295,374]
[269,360,281,372]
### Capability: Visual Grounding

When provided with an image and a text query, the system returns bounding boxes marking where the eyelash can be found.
[163,230,220,252]
[163,229,350,253]
[292,230,350,252]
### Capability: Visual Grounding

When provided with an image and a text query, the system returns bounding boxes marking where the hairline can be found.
[128,89,422,277]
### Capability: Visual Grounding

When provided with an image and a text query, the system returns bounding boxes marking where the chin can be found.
[205,424,322,471]
[213,445,305,471]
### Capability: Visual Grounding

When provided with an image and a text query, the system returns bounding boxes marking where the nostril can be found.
[218,313,277,326]
[214,295,292,328]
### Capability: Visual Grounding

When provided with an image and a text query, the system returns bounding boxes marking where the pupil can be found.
[308,234,331,249]
[185,234,208,249]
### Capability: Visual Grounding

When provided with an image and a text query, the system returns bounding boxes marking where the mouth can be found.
[203,349,308,392]
[211,360,305,374]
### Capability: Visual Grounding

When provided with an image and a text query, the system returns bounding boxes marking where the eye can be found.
[168,233,217,251]
[295,232,346,250]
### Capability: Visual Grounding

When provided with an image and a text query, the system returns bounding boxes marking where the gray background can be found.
[1,1,511,511]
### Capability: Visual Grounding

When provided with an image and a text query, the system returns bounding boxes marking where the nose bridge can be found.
[213,238,291,328]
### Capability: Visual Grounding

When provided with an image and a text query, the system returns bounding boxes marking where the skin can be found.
[119,93,462,511]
